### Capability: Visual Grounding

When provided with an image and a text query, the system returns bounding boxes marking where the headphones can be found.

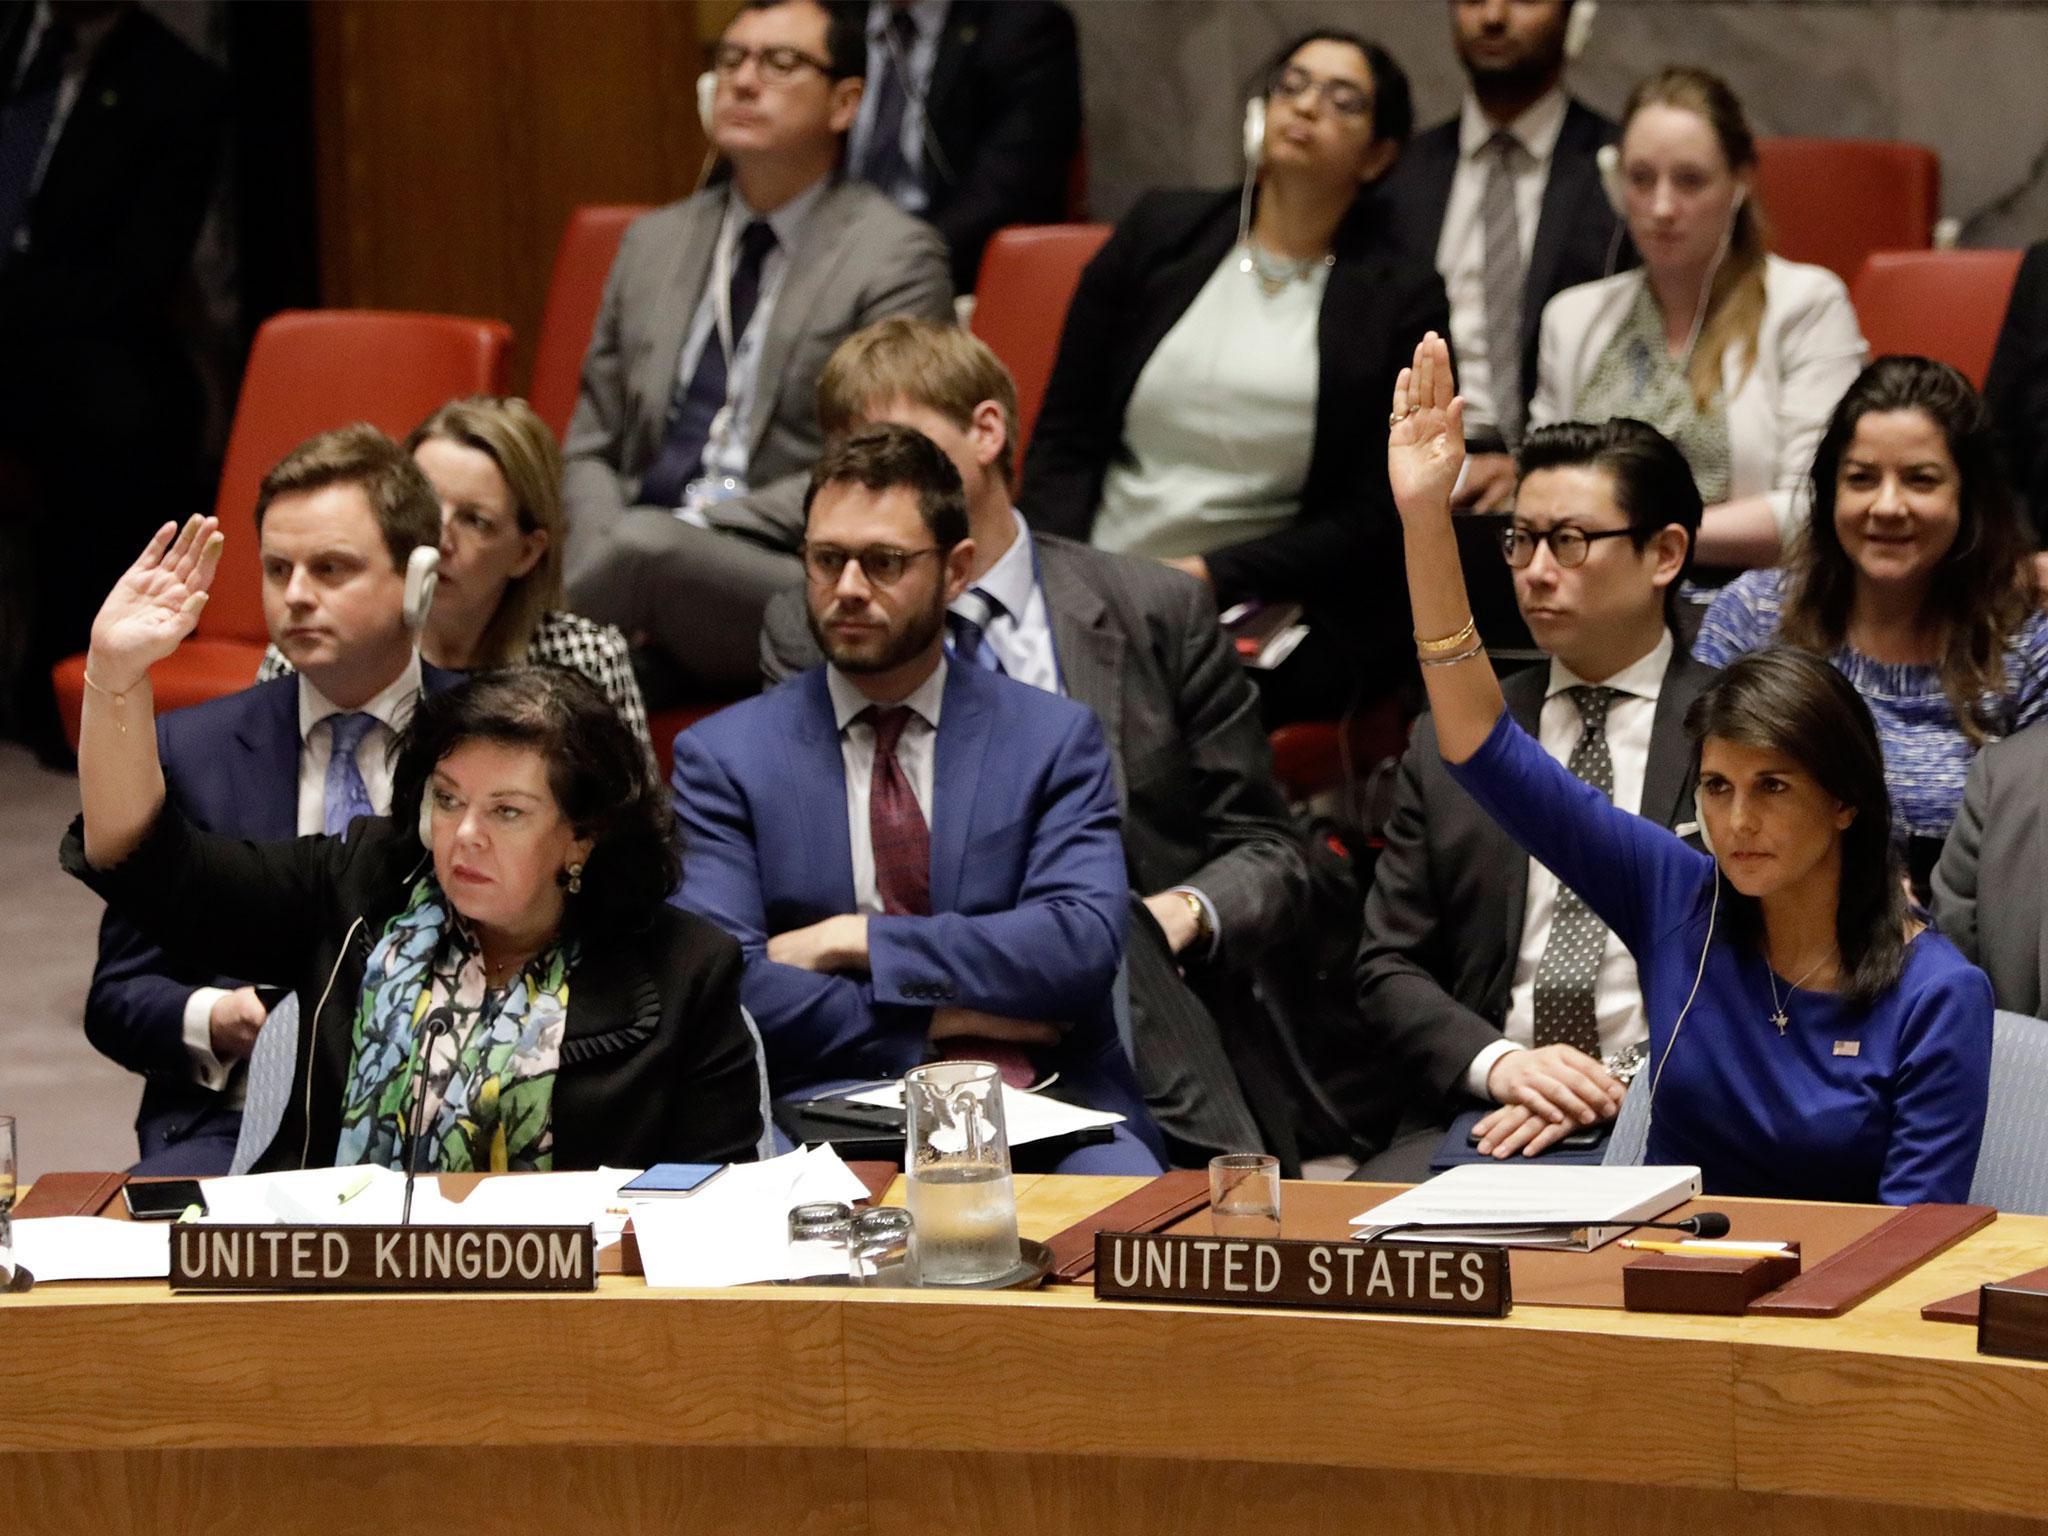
[1692,786,1716,855]
[402,545,440,635]
[1242,97,1266,169]
[1564,0,1598,61]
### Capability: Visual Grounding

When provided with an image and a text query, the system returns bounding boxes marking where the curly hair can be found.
[390,667,679,934]
[1781,355,2040,748]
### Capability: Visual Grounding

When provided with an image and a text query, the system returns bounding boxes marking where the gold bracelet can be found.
[1414,616,1477,654]
[82,669,134,733]
[1417,636,1486,668]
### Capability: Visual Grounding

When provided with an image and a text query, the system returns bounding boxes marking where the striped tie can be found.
[1531,686,1617,1056]
[1481,130,1527,449]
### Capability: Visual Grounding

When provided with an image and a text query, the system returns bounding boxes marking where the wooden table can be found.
[5,1175,2048,1535]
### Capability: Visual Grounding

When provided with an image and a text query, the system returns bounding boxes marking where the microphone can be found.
[1366,1211,1732,1242]
[400,1010,455,1226]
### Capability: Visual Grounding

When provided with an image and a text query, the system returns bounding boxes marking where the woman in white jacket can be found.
[1531,67,1866,567]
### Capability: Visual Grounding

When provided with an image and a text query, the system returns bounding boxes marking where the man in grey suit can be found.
[757,319,1309,1168]
[1353,419,1714,1179]
[562,0,953,696]
[1936,722,2048,1020]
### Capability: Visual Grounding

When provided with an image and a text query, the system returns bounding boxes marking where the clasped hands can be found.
[1474,1044,1627,1159]
[767,914,1059,1046]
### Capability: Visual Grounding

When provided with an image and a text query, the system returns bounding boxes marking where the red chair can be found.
[1753,138,1939,284]
[1852,249,2024,389]
[53,310,514,748]
[1267,700,1413,805]
[645,702,730,783]
[528,205,653,441]
[970,223,1111,474]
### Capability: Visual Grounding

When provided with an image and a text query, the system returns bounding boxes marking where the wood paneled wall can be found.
[311,0,731,391]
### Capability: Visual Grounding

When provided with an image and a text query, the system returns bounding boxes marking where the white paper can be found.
[844,1082,1123,1147]
[630,1146,868,1288]
[196,1166,463,1226]
[1351,1164,1703,1250]
[8,1217,171,1281]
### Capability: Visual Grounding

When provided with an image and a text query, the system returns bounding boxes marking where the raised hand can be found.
[1386,331,1467,523]
[87,516,223,692]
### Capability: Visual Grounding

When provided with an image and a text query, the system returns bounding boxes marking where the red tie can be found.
[864,706,930,916]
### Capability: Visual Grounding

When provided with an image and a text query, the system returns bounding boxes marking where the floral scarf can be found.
[335,876,575,1173]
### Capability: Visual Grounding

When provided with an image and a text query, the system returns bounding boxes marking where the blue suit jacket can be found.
[83,666,457,1155]
[671,662,1160,1150]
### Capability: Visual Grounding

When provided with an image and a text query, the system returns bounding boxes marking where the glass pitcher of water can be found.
[903,1061,1020,1285]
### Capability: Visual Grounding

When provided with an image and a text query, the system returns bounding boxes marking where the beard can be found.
[807,587,949,675]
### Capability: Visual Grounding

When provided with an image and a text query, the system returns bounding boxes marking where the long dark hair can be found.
[391,667,679,936]
[1684,648,1906,1010]
[1783,355,2039,748]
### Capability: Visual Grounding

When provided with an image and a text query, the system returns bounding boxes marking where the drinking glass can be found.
[848,1207,918,1286]
[787,1201,855,1281]
[903,1061,1020,1284]
[1209,1152,1282,1238]
[0,1115,16,1278]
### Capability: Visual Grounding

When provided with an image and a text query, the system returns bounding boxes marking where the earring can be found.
[565,862,584,895]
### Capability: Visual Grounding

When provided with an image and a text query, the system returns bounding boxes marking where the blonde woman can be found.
[1530,67,1867,567]
[260,397,649,747]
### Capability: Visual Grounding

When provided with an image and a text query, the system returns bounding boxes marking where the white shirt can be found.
[828,658,945,915]
[670,177,830,517]
[1466,631,1669,1099]
[1091,248,1324,560]
[958,509,1059,693]
[181,656,425,1090]
[846,0,949,214]
[1434,88,1569,438]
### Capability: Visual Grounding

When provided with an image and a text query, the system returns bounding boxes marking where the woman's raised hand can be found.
[87,516,223,692]
[1387,331,1467,523]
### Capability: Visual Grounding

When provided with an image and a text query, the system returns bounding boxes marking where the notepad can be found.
[1350,1164,1703,1251]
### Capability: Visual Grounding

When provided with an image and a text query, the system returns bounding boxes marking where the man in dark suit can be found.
[845,0,1080,293]
[561,0,952,698]
[1371,0,1625,513]
[1984,241,2048,548]
[1935,721,2048,1021]
[674,423,1164,1173]
[762,319,1307,1166]
[84,427,452,1174]
[0,0,224,760]
[1353,419,1714,1179]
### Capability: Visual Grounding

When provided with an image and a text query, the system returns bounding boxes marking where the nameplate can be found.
[1978,1280,2048,1363]
[1092,1231,1510,1317]
[168,1224,597,1293]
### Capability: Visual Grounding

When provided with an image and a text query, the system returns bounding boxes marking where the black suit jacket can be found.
[917,0,1080,293]
[1018,187,1448,654]
[1985,241,2048,542]
[1370,97,1627,430]
[1353,648,1718,1111]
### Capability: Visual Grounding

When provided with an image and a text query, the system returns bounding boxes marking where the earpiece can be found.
[1564,0,1598,62]
[1242,97,1266,169]
[1693,788,1716,855]
[1596,143,1624,217]
[418,790,435,853]
[402,545,440,634]
[697,70,717,135]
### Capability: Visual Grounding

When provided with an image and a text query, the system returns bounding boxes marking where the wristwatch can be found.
[1177,889,1213,949]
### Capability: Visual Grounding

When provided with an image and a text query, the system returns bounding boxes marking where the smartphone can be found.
[618,1163,725,1197]
[123,1179,207,1221]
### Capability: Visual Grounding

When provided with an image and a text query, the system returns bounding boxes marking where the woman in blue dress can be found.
[1386,333,1991,1204]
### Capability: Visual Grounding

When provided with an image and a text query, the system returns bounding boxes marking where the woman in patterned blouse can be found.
[1694,356,2048,897]
[260,396,650,749]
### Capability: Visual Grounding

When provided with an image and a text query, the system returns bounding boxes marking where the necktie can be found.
[946,587,1006,675]
[0,20,73,257]
[323,712,379,839]
[1480,130,1528,450]
[857,10,921,198]
[639,217,779,509]
[1531,686,1617,1057]
[863,706,930,917]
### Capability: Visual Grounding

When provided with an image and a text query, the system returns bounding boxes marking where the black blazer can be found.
[1984,240,2048,542]
[63,810,767,1173]
[918,0,1081,293]
[1019,187,1449,653]
[1369,97,1628,429]
[1352,648,1718,1110]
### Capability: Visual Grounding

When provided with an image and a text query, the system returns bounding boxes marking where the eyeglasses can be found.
[1267,66,1374,120]
[710,41,834,81]
[1502,525,1641,569]
[801,543,942,587]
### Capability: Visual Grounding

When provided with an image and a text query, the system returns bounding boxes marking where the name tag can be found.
[1094,1231,1509,1317]
[169,1224,596,1293]
[1833,1040,1861,1057]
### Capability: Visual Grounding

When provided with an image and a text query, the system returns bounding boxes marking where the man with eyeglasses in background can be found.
[562,0,952,702]
[1349,418,1715,1180]
[671,423,1165,1173]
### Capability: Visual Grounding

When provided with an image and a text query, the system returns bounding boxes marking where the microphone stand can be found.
[400,1013,453,1226]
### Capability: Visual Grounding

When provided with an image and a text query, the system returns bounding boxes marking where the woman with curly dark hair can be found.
[65,516,767,1172]
[1695,355,2048,896]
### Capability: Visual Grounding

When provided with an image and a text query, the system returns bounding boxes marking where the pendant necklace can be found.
[1239,238,1333,297]
[1765,950,1835,1037]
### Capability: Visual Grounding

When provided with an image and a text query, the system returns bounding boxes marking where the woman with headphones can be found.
[1530,66,1867,568]
[1388,332,1991,1205]
[66,517,768,1173]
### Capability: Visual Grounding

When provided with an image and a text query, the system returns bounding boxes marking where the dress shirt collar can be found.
[1545,627,1673,704]
[727,171,830,251]
[865,0,950,48]
[1458,85,1569,165]
[827,653,949,734]
[962,508,1036,622]
[298,650,425,745]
